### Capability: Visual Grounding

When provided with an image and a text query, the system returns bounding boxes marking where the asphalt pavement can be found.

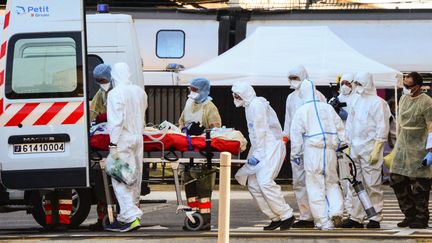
[0,185,432,242]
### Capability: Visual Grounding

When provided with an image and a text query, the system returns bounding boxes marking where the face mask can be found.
[340,85,352,95]
[356,86,365,95]
[188,91,200,100]
[100,83,110,92]
[233,98,245,107]
[290,80,302,90]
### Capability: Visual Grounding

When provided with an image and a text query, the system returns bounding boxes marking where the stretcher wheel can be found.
[184,213,204,231]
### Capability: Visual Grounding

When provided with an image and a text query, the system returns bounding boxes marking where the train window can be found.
[156,30,185,59]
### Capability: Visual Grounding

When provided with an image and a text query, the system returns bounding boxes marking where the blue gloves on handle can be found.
[247,157,260,166]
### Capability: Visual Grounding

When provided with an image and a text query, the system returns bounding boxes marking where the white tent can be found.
[180,26,402,88]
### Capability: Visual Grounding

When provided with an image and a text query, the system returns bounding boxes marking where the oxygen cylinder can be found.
[353,181,377,218]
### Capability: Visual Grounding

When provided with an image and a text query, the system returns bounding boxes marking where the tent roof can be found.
[180,26,402,88]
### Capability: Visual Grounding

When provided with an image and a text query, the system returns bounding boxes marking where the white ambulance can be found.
[0,0,145,227]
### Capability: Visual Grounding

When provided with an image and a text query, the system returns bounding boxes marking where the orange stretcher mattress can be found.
[90,133,241,155]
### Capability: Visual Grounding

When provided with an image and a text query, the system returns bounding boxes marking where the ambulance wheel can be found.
[184,213,204,231]
[31,189,92,229]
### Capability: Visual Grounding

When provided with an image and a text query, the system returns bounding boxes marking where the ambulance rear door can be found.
[0,0,90,189]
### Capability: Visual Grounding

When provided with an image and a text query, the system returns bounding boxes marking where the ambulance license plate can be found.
[13,143,65,154]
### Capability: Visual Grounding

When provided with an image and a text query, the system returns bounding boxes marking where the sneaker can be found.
[340,218,364,228]
[280,216,296,230]
[409,221,428,229]
[291,220,315,228]
[263,220,283,230]
[89,220,104,231]
[331,216,343,228]
[397,218,411,228]
[105,218,141,232]
[320,220,334,231]
[366,220,380,229]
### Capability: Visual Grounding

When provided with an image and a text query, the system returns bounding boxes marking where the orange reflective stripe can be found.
[58,199,72,205]
[187,197,197,203]
[59,210,71,216]
[199,208,211,214]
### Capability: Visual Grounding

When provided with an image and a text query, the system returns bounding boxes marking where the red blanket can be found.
[90,133,241,154]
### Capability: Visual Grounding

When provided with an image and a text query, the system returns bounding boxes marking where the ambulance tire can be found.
[31,189,92,229]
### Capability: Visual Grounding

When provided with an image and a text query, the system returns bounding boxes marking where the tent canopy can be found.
[180,26,402,88]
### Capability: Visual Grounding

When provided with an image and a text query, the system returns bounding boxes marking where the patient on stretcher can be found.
[90,118,247,154]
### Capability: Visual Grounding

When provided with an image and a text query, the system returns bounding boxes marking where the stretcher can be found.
[90,133,242,155]
[90,126,245,230]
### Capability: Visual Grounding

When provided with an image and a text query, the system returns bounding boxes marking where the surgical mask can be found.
[234,98,245,107]
[340,85,352,95]
[188,91,200,100]
[290,80,302,90]
[100,83,110,92]
[356,86,365,95]
[403,87,412,96]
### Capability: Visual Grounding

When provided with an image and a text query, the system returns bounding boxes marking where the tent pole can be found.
[395,84,399,137]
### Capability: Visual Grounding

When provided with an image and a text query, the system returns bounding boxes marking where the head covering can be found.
[111,62,132,86]
[340,73,355,84]
[299,79,319,103]
[189,78,211,104]
[288,65,309,82]
[354,72,377,95]
[231,82,256,107]
[93,64,111,83]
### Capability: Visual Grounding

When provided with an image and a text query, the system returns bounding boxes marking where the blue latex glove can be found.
[339,109,348,121]
[292,157,301,165]
[247,157,260,166]
[423,152,432,166]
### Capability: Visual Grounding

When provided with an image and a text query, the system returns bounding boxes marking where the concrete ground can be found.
[0,185,431,242]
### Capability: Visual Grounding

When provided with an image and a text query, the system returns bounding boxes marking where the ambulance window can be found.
[6,32,83,99]
[156,30,185,59]
[87,54,104,99]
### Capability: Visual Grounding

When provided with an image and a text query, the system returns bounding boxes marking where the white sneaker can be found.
[320,220,335,231]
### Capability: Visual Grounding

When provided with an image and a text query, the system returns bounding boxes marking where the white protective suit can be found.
[233,82,293,222]
[290,80,345,229]
[345,72,390,223]
[283,65,326,221]
[107,63,148,223]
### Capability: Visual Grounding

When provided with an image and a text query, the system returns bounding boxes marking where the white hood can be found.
[111,62,132,86]
[288,65,309,82]
[299,79,320,103]
[231,82,257,107]
[355,72,376,95]
[340,73,355,84]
